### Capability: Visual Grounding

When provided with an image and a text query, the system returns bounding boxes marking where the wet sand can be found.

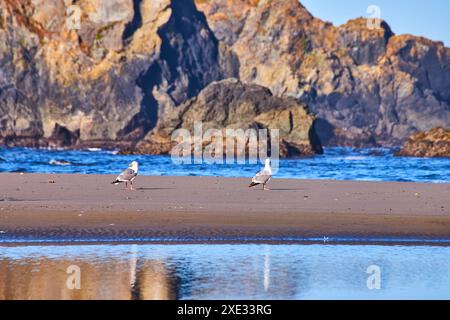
[0,173,449,242]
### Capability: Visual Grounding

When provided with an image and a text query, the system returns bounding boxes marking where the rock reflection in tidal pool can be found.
[1,244,450,300]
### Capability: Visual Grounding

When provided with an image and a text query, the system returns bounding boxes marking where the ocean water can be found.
[1,243,449,300]
[0,147,448,183]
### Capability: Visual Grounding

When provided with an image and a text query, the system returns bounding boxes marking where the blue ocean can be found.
[0,147,448,183]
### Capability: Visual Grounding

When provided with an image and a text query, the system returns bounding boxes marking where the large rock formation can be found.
[0,0,449,154]
[133,78,322,156]
[0,0,229,149]
[195,0,450,147]
[396,128,450,158]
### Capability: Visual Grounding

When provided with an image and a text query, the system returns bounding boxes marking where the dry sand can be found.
[0,173,449,242]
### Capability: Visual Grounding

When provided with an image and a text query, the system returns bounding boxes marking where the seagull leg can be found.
[130,181,134,191]
[263,184,270,191]
[125,181,128,190]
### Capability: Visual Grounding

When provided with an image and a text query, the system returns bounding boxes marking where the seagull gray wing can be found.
[117,168,137,182]
[252,168,271,184]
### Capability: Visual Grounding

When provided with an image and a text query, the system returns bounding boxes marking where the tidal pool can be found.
[0,243,449,300]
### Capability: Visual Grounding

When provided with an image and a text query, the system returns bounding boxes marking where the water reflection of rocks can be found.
[2,244,449,299]
[0,249,179,300]
[0,244,306,300]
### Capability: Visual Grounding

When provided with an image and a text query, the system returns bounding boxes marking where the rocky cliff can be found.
[195,0,450,147]
[0,0,230,149]
[0,0,449,155]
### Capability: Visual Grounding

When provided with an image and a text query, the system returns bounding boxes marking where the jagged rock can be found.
[0,0,226,148]
[195,0,450,147]
[396,128,450,158]
[132,79,323,157]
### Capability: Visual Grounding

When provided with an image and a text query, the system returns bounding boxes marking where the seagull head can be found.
[129,161,139,171]
[264,158,271,167]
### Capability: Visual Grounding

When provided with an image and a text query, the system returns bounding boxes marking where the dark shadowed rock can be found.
[132,79,323,157]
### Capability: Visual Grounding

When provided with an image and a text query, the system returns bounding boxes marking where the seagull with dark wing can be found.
[249,158,272,190]
[111,161,139,190]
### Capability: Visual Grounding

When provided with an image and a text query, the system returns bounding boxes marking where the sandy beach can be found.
[0,173,449,242]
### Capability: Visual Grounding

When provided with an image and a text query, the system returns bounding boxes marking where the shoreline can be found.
[3,237,450,247]
[0,173,449,244]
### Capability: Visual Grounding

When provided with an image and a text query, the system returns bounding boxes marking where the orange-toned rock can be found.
[0,0,225,147]
[195,0,450,147]
[397,128,450,158]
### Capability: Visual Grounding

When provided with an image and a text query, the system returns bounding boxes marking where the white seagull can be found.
[249,158,272,190]
[111,161,139,190]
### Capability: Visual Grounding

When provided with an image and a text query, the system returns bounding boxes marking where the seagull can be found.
[249,158,272,190]
[111,161,139,190]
